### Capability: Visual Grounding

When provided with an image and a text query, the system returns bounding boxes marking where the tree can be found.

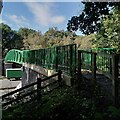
[44,27,77,47]
[0,23,23,57]
[23,32,45,50]
[92,6,120,51]
[18,28,37,39]
[44,27,63,47]
[18,28,45,50]
[67,2,120,35]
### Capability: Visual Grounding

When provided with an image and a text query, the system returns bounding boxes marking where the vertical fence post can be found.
[58,70,62,87]
[111,54,119,106]
[37,78,41,101]
[70,45,73,76]
[91,52,97,84]
[55,47,58,71]
[74,44,77,75]
[78,50,82,80]
[43,49,45,67]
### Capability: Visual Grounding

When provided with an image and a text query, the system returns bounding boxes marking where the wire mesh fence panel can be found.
[96,53,112,77]
[92,48,116,76]
[80,50,92,71]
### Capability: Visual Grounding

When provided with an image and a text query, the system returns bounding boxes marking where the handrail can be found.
[4,44,76,76]
[2,70,62,108]
[2,71,61,99]
[2,81,37,98]
[2,89,38,107]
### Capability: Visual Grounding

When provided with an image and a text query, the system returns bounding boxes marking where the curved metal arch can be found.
[4,49,23,64]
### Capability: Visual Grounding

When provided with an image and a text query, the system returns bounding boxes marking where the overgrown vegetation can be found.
[2,76,120,120]
[92,6,120,51]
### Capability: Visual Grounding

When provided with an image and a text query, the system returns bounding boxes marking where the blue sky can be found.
[1,2,84,35]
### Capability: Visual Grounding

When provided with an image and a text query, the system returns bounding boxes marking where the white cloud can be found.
[7,14,30,28]
[51,16,65,24]
[25,2,65,26]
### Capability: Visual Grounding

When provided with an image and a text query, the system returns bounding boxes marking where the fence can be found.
[78,50,120,105]
[57,44,76,76]
[2,70,62,109]
[23,44,77,76]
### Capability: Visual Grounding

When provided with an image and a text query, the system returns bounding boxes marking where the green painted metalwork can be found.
[4,45,115,77]
[4,44,76,76]
[4,49,23,64]
[92,47,116,54]
[92,48,116,74]
[6,68,22,79]
[80,48,116,75]
[22,44,76,76]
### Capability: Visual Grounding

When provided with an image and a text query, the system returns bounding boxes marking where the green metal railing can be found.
[93,48,116,75]
[79,48,117,76]
[4,45,116,77]
[80,49,92,71]
[22,44,77,76]
[4,44,77,76]
[57,44,76,76]
[92,47,116,54]
[4,49,23,64]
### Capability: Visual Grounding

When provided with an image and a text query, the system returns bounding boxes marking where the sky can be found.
[1,2,84,35]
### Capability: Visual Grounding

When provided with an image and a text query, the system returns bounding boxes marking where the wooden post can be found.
[111,54,119,106]
[58,70,62,87]
[78,50,82,80]
[37,78,41,101]
[91,52,97,84]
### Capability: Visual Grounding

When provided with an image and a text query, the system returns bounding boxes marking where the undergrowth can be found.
[2,76,120,120]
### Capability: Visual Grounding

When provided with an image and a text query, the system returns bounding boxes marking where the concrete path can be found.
[0,77,21,96]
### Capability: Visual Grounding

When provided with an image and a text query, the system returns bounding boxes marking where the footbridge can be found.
[4,44,120,104]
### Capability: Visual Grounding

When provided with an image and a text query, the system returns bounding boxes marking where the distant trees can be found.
[22,31,45,49]
[1,22,95,57]
[0,23,23,56]
[43,27,77,47]
[18,28,46,49]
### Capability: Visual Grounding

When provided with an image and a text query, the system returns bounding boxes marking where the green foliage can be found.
[2,77,120,120]
[18,27,37,39]
[18,27,45,50]
[95,106,120,120]
[67,2,120,51]
[2,86,95,120]
[93,7,120,51]
[44,27,77,47]
[67,2,120,35]
[1,22,95,53]
[0,23,24,57]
